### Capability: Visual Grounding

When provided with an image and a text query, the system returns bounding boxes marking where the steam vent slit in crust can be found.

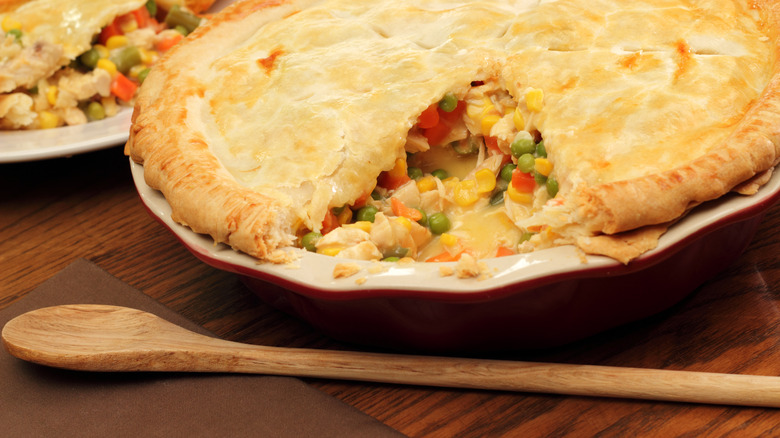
[126,0,780,267]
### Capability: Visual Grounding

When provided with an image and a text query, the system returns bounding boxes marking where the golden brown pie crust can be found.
[126,0,780,263]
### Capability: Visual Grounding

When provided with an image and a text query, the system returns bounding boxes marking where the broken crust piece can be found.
[126,0,780,265]
[333,263,362,279]
[576,224,671,265]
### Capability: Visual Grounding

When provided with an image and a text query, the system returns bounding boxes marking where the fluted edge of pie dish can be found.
[131,159,780,350]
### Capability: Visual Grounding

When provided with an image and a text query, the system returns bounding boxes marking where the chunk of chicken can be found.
[0,40,64,93]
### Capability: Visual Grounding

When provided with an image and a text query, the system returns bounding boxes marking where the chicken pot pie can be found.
[0,0,213,129]
[126,0,780,266]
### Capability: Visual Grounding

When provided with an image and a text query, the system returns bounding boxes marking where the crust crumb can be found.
[439,265,454,277]
[367,261,386,274]
[333,262,362,278]
[455,253,490,279]
[355,276,367,285]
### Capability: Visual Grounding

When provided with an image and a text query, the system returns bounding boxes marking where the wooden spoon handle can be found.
[4,304,780,408]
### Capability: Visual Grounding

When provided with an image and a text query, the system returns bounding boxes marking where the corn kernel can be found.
[93,44,110,59]
[2,16,21,32]
[388,158,407,179]
[534,157,553,176]
[336,207,353,224]
[526,88,544,112]
[38,111,59,129]
[45,85,58,106]
[443,176,460,192]
[481,114,501,136]
[416,175,437,193]
[139,47,158,65]
[344,221,372,233]
[513,107,525,131]
[481,103,499,118]
[96,58,118,76]
[454,180,478,206]
[440,233,458,247]
[119,18,138,34]
[106,35,129,50]
[318,247,342,257]
[394,216,412,231]
[506,185,533,204]
[475,169,496,194]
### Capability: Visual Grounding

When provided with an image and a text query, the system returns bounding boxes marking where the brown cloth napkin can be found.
[1,259,406,438]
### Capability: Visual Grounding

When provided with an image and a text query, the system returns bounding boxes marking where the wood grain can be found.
[3,147,780,436]
[8,304,780,408]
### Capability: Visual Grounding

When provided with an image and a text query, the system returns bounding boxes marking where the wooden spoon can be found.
[3,304,780,407]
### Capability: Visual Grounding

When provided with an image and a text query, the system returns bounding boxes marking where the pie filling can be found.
[0,1,202,130]
[297,80,563,262]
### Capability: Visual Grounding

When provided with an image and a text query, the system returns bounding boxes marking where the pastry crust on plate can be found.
[126,0,780,263]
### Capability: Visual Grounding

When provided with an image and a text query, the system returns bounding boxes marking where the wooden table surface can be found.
[3,145,780,437]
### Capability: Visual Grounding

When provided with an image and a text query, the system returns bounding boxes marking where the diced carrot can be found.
[390,197,423,222]
[422,121,451,146]
[377,158,412,190]
[378,172,411,191]
[438,100,466,123]
[417,104,440,129]
[511,169,536,193]
[484,136,500,154]
[110,73,138,102]
[321,210,339,234]
[351,189,372,209]
[155,32,184,52]
[132,6,151,29]
[495,246,515,257]
[99,19,123,45]
[426,250,465,263]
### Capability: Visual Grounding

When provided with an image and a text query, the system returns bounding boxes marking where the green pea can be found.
[428,212,451,235]
[145,0,157,16]
[489,190,505,206]
[110,45,142,74]
[407,166,423,180]
[534,171,547,185]
[519,231,535,243]
[8,28,22,43]
[382,257,400,262]
[356,205,379,222]
[164,4,202,34]
[546,176,559,197]
[500,163,516,182]
[370,190,382,200]
[301,232,322,252]
[137,67,151,84]
[438,92,458,112]
[510,135,535,158]
[536,140,547,158]
[431,168,448,180]
[517,153,535,173]
[79,48,101,69]
[85,101,106,121]
[415,208,428,226]
[383,246,409,259]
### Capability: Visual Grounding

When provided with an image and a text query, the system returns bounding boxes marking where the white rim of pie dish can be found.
[131,158,780,297]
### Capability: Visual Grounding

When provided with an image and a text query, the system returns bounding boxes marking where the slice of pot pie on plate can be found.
[126,0,780,266]
[0,0,214,129]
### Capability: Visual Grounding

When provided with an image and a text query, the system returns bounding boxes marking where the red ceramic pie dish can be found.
[132,159,780,353]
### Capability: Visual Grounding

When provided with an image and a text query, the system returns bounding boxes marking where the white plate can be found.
[0,108,131,163]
